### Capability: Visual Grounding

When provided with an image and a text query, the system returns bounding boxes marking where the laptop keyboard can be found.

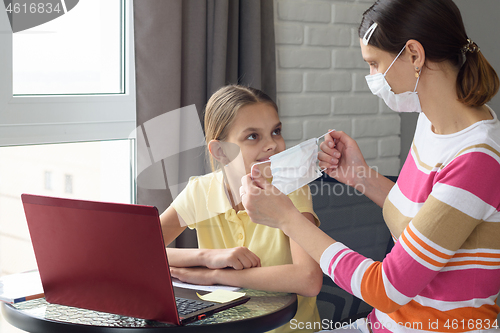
[175,297,215,316]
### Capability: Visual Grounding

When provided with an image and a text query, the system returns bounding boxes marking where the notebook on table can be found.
[21,194,250,325]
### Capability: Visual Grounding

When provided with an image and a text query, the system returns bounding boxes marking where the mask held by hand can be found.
[252,131,333,195]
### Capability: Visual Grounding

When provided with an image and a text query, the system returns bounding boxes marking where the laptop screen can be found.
[22,194,180,324]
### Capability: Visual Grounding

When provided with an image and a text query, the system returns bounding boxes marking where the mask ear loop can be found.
[384,45,407,76]
[316,129,335,143]
[316,130,336,173]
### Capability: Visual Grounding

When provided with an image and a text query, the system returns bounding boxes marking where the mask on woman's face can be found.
[365,46,422,113]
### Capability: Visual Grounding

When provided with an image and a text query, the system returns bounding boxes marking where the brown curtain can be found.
[133,0,276,248]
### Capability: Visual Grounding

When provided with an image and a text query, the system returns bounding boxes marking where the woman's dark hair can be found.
[359,0,499,107]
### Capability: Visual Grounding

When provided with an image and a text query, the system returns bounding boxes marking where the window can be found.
[13,0,124,95]
[0,3,136,332]
[0,0,136,146]
[0,140,134,274]
[0,138,135,333]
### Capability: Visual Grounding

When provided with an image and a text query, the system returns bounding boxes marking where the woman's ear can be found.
[406,39,425,71]
[208,140,229,165]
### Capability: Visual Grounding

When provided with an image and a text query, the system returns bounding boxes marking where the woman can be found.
[241,0,500,332]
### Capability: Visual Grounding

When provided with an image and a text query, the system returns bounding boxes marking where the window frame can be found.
[0,0,136,147]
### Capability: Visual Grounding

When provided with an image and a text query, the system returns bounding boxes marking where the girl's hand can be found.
[202,247,261,270]
[240,168,302,230]
[170,267,217,286]
[318,130,370,189]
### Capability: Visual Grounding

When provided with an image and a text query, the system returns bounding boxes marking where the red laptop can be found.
[21,194,249,325]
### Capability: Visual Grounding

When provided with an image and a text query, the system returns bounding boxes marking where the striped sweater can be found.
[320,109,500,333]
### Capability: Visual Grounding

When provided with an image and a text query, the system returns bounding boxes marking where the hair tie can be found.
[462,38,480,54]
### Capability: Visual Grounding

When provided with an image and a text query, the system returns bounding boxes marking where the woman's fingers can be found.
[318,149,340,162]
[318,134,341,171]
[328,130,348,142]
[319,140,335,157]
[240,173,295,229]
[318,151,339,169]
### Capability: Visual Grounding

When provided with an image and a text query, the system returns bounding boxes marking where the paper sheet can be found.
[171,278,241,292]
[0,270,44,304]
[196,289,246,303]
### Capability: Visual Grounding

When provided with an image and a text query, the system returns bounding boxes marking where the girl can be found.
[241,0,500,332]
[159,85,323,333]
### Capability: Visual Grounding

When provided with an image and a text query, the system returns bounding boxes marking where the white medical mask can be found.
[365,46,422,113]
[252,131,332,195]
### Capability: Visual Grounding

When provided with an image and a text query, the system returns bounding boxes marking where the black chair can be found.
[310,175,397,324]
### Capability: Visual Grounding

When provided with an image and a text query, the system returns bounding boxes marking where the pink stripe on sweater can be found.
[418,268,500,301]
[398,153,435,203]
[434,152,500,209]
[328,248,350,276]
[382,240,438,298]
[330,251,368,294]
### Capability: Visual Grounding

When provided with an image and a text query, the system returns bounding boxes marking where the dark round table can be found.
[2,289,297,333]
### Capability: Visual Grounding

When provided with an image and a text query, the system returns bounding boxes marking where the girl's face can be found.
[224,102,285,176]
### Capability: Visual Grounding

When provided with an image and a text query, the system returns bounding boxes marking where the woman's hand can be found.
[240,168,302,230]
[318,130,370,189]
[202,247,261,270]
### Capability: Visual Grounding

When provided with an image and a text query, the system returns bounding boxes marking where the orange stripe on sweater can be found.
[360,261,401,313]
[453,252,500,259]
[401,232,446,269]
[446,260,500,267]
[406,227,453,260]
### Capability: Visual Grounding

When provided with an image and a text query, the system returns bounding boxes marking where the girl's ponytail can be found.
[457,43,499,107]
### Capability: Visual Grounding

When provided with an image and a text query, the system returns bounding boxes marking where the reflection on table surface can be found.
[9,289,295,328]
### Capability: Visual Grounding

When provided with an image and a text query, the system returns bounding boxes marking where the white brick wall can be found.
[274,0,401,176]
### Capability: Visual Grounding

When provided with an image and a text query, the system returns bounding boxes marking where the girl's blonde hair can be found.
[204,85,278,171]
